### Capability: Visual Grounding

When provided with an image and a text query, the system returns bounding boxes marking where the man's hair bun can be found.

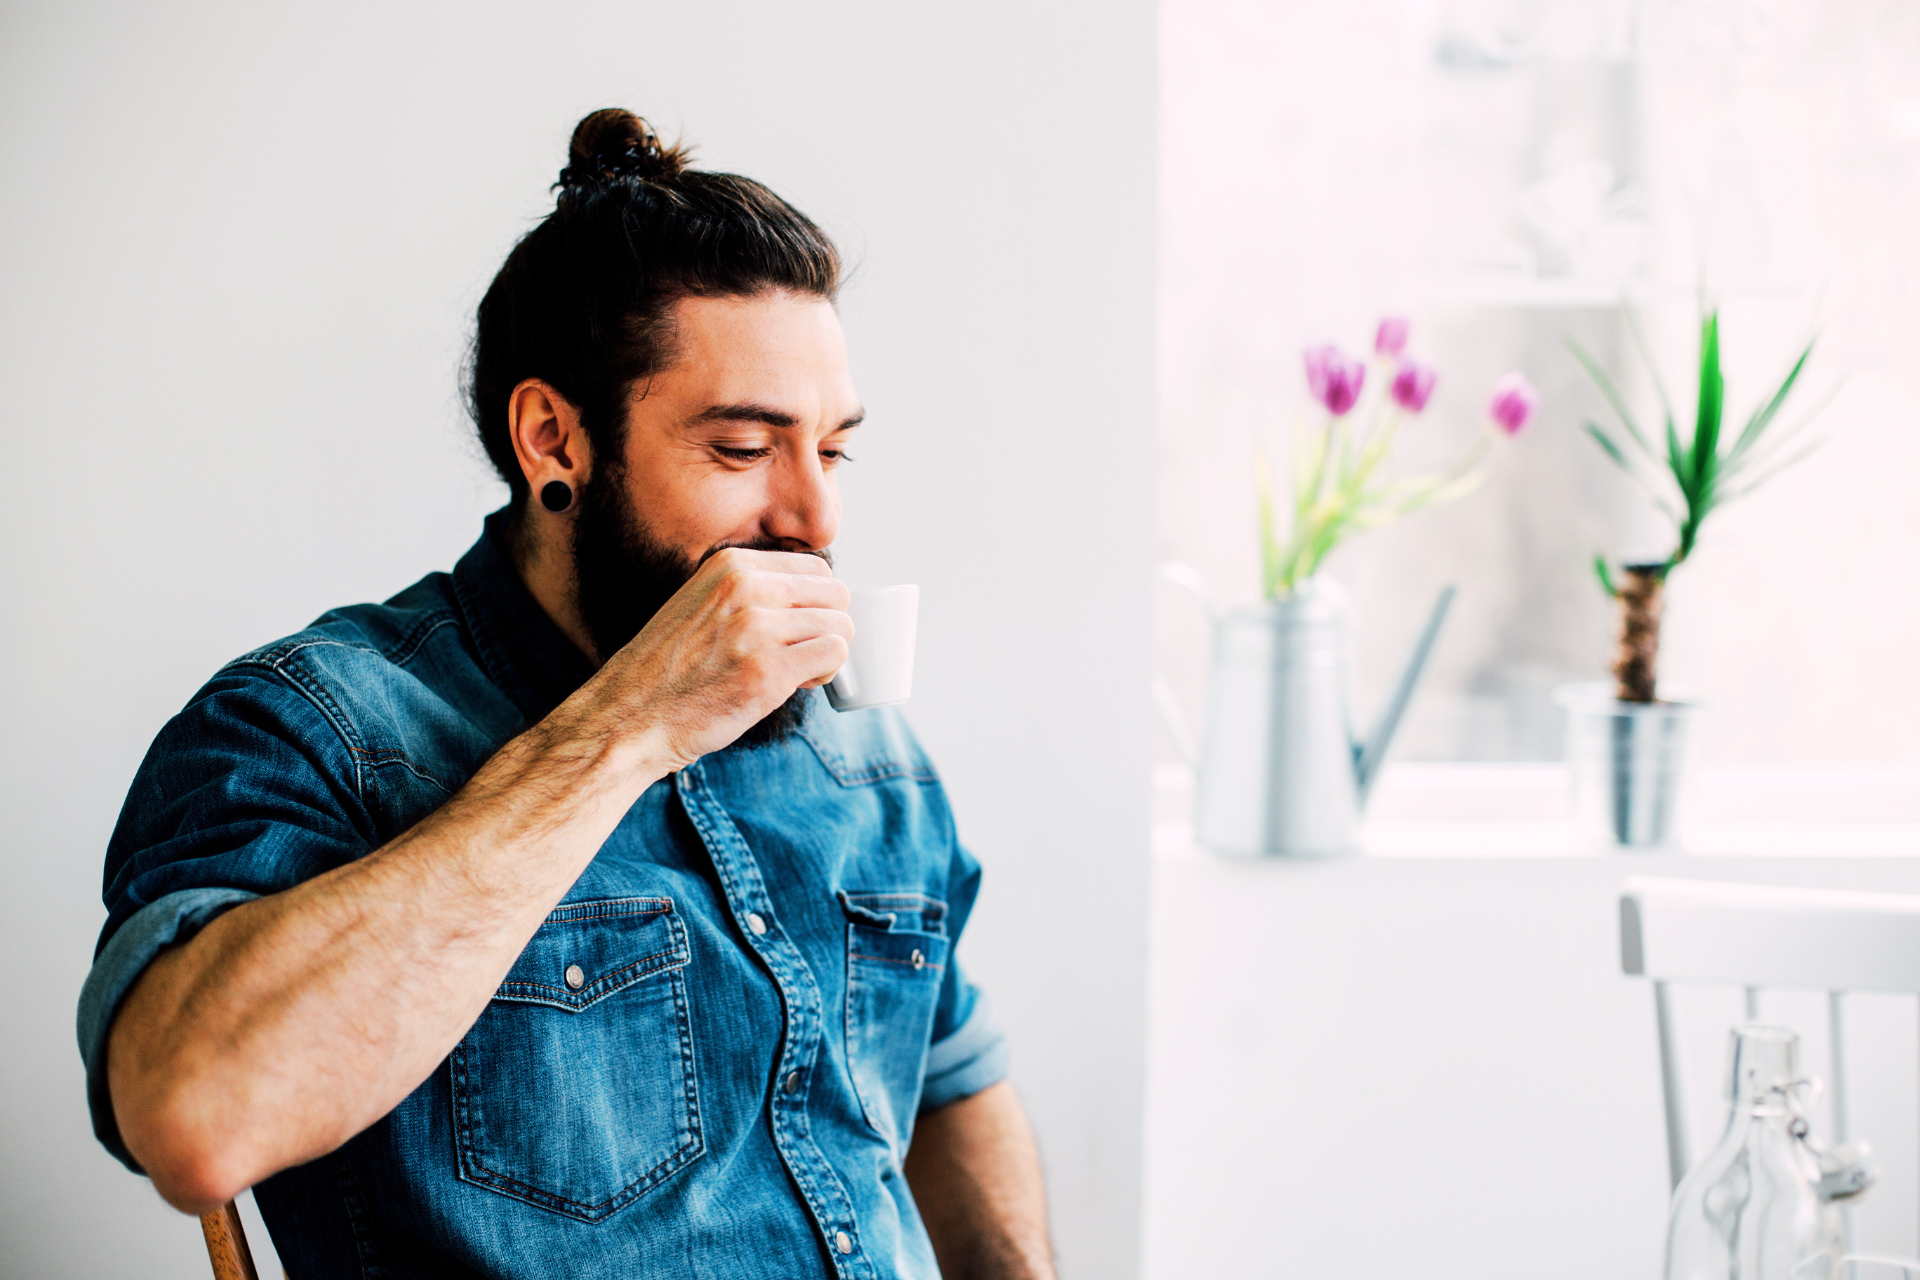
[556,108,689,191]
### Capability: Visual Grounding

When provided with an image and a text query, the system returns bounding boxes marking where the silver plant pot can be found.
[1554,682,1704,849]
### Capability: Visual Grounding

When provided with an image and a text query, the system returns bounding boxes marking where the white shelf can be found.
[1409,274,1815,311]
[1153,762,1920,859]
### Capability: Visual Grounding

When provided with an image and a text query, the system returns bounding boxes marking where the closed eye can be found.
[713,444,775,462]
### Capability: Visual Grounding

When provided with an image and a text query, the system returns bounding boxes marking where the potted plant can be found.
[1184,318,1537,856]
[1560,308,1824,846]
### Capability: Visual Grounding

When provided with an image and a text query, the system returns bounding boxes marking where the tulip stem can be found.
[1263,335,1531,599]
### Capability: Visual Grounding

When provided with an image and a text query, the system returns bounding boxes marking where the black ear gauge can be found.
[540,480,574,513]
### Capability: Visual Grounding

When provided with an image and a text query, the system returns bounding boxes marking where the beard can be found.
[570,463,822,749]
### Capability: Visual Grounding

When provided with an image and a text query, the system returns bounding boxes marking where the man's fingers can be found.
[760,606,855,644]
[776,574,851,610]
[699,565,846,610]
[771,551,835,577]
[701,546,834,579]
[782,634,850,686]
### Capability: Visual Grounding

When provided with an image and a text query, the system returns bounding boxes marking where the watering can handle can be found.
[1151,562,1215,767]
[1354,584,1456,803]
[1153,674,1198,767]
[1159,561,1215,618]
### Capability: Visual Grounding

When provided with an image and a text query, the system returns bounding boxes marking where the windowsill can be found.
[1152,763,1920,859]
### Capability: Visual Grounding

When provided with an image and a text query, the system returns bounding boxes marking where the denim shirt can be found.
[77,513,1008,1279]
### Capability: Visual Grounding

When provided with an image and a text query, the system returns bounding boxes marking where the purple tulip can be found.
[1375,316,1410,358]
[1390,359,1438,414]
[1487,372,1540,437]
[1304,344,1367,416]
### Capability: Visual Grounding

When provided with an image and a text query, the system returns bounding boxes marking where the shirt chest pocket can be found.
[841,891,950,1157]
[451,897,702,1222]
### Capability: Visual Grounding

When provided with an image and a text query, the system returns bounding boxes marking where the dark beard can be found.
[570,465,822,749]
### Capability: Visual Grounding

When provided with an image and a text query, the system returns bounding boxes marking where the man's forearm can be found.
[108,697,671,1213]
[904,1081,1056,1280]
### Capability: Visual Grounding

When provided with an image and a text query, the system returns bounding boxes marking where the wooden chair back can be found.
[199,1200,259,1280]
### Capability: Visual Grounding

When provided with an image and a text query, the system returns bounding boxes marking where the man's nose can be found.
[763,451,839,551]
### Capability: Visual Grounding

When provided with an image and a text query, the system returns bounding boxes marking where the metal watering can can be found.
[1161,568,1455,857]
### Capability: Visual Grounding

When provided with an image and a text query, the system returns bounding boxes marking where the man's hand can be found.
[591,546,851,769]
[904,1082,1057,1280]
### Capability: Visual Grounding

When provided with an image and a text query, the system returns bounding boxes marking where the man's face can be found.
[572,289,862,744]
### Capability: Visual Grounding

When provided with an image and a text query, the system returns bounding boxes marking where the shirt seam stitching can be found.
[224,652,371,802]
[496,942,690,999]
[224,615,465,804]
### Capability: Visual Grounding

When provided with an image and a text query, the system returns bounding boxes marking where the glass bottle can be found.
[1665,1025,1845,1280]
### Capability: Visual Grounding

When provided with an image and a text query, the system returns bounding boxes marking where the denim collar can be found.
[450,507,597,725]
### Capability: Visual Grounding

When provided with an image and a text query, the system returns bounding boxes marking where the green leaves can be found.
[1728,340,1807,464]
[1568,341,1655,460]
[1257,453,1284,599]
[1259,390,1493,597]
[1571,308,1825,581]
[1592,554,1618,598]
[1691,314,1724,482]
[1583,419,1631,471]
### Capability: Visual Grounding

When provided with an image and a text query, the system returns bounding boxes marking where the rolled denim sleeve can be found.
[921,988,1010,1110]
[78,887,260,1171]
[77,662,372,1172]
[920,842,1009,1111]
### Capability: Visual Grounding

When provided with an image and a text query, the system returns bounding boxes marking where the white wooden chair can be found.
[1620,876,1920,1276]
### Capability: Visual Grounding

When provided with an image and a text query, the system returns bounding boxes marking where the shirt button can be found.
[834,1231,853,1255]
[910,948,924,970]
[746,912,768,936]
[564,964,585,990]
[783,1070,802,1095]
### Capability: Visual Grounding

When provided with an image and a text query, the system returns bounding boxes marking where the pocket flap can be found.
[838,890,948,935]
[494,897,689,1012]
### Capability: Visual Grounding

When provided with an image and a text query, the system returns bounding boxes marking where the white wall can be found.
[0,3,1155,1275]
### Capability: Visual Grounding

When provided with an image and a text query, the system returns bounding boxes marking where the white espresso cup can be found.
[826,585,919,712]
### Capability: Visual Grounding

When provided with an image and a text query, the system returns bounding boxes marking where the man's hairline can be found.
[628,286,862,438]
[634,283,841,393]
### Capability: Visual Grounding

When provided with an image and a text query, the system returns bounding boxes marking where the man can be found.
[78,108,1055,1279]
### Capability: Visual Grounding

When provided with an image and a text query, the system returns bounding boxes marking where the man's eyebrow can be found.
[687,403,866,431]
[689,402,799,428]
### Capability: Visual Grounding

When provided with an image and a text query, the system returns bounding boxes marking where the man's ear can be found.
[507,379,591,510]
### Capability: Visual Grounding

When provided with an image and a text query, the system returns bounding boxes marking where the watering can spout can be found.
[1353,585,1456,803]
